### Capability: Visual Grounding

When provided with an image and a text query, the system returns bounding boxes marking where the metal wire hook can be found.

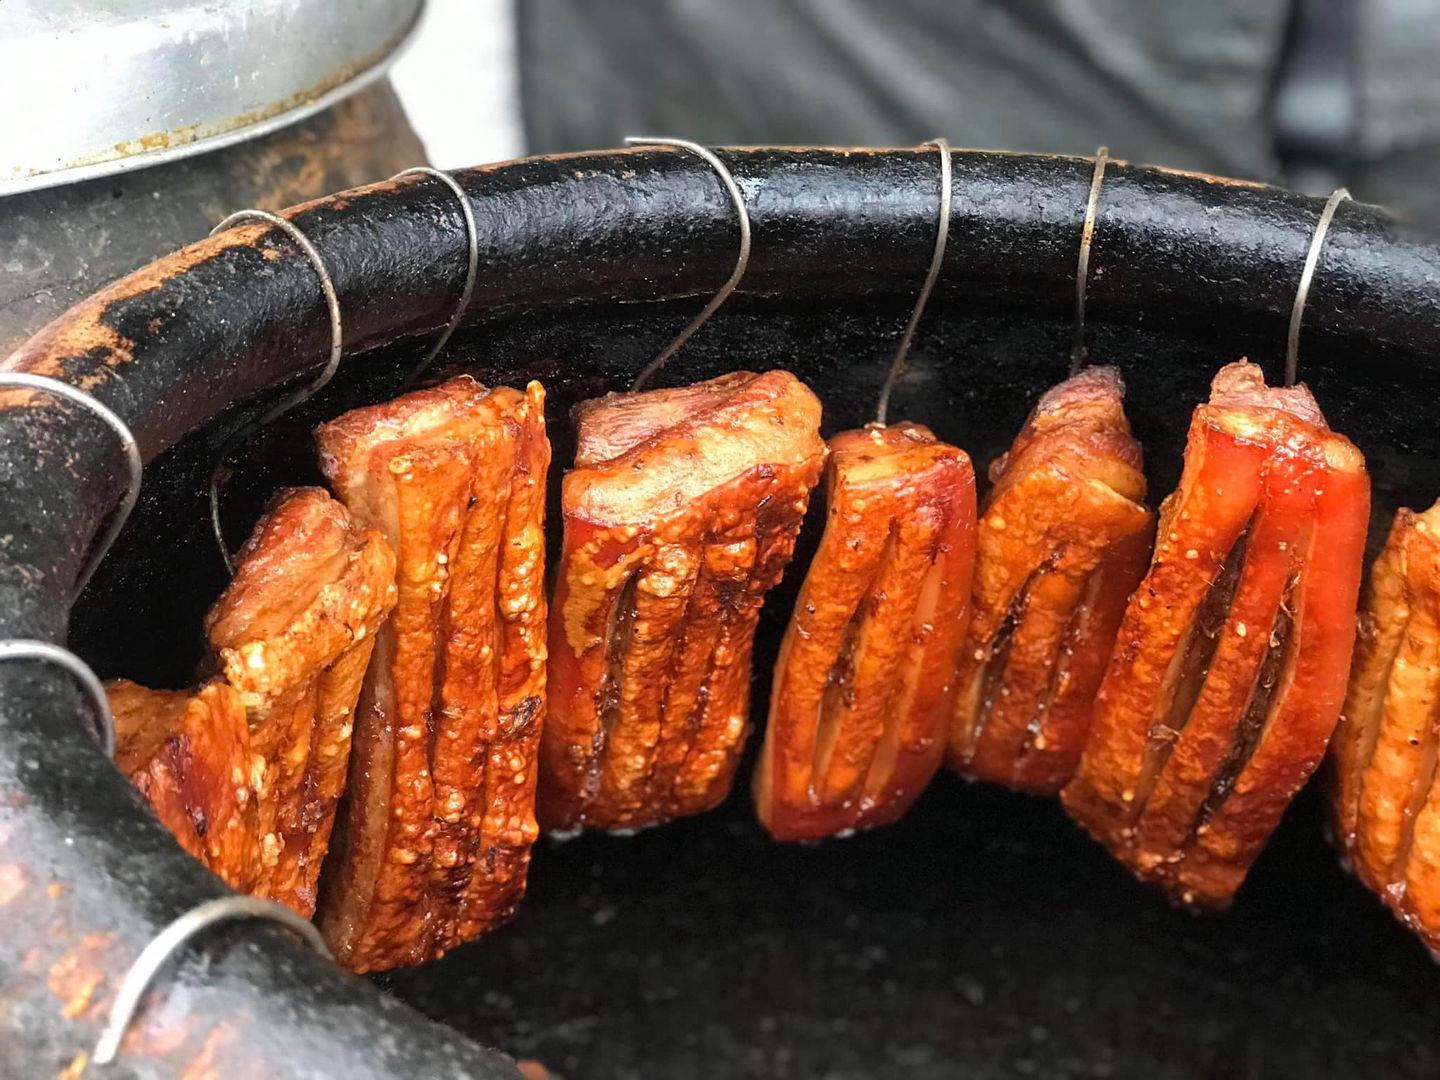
[624,137,752,392]
[391,167,480,389]
[876,138,952,426]
[1070,146,1110,375]
[207,210,343,574]
[92,895,330,1067]
[0,639,113,757]
[0,372,141,599]
[1286,187,1352,387]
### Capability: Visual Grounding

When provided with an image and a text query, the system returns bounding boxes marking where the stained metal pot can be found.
[3,148,1440,1078]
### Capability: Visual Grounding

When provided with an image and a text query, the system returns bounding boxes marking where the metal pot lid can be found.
[0,0,423,196]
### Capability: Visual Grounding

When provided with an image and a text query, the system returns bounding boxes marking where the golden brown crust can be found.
[315,377,549,971]
[1062,361,1369,908]
[755,422,976,840]
[949,367,1153,795]
[539,370,825,833]
[1330,501,1440,951]
[109,679,262,892]
[204,487,397,917]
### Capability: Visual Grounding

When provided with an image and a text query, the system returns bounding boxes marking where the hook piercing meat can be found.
[316,377,549,972]
[950,367,1153,795]
[109,487,397,908]
[540,371,825,833]
[756,423,975,840]
[1063,361,1369,908]
[1330,501,1440,953]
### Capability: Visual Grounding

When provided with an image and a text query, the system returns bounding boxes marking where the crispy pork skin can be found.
[206,486,397,917]
[315,377,549,972]
[1063,361,1369,908]
[1330,501,1440,953]
[539,371,826,833]
[756,422,975,840]
[110,679,261,892]
[949,367,1153,795]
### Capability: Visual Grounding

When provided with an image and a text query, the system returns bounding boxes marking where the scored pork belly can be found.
[205,486,397,917]
[539,370,826,833]
[755,422,975,840]
[110,679,262,892]
[949,367,1153,795]
[1329,501,1440,952]
[1062,361,1369,908]
[315,376,549,973]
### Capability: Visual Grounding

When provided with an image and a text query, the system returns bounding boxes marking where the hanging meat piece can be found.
[1062,361,1369,908]
[110,678,262,892]
[540,370,826,833]
[755,422,975,840]
[108,487,396,910]
[949,367,1153,795]
[205,486,398,916]
[1329,501,1440,953]
[315,376,549,973]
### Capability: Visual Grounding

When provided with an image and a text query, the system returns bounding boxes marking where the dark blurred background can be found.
[516,0,1440,225]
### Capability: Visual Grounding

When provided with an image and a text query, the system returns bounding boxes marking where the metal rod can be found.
[624,138,753,392]
[876,138,952,426]
[0,639,114,757]
[1286,187,1352,387]
[1070,146,1110,375]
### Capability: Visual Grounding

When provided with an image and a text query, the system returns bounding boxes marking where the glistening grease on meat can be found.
[108,487,396,911]
[1330,501,1440,953]
[315,377,549,973]
[1063,361,1369,908]
[949,367,1153,795]
[540,371,826,833]
[756,423,976,840]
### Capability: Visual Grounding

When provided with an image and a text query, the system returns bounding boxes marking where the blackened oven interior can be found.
[70,293,1440,1079]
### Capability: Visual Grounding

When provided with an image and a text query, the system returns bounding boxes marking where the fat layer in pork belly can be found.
[108,487,396,909]
[1330,501,1440,952]
[111,679,261,891]
[315,376,549,973]
[756,422,976,840]
[1062,361,1369,908]
[206,486,397,916]
[540,370,826,833]
[949,367,1153,795]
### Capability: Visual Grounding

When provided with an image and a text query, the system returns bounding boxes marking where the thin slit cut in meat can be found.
[540,370,825,833]
[315,376,549,973]
[110,679,261,892]
[755,422,976,841]
[1062,361,1369,908]
[109,487,396,911]
[1330,500,1440,953]
[949,366,1153,795]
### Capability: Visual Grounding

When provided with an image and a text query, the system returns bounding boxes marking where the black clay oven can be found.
[4,148,1440,1079]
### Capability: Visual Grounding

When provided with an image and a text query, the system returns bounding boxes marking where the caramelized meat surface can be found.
[315,377,549,972]
[540,370,825,833]
[110,679,261,892]
[1330,501,1440,952]
[206,486,397,916]
[756,422,976,840]
[949,367,1153,794]
[1063,361,1369,908]
[109,488,396,910]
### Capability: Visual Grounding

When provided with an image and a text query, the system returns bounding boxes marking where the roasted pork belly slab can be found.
[109,487,396,910]
[110,679,261,892]
[540,370,826,833]
[1330,501,1440,952]
[1063,361,1369,908]
[316,376,549,972]
[755,422,975,840]
[206,486,397,916]
[949,367,1153,795]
